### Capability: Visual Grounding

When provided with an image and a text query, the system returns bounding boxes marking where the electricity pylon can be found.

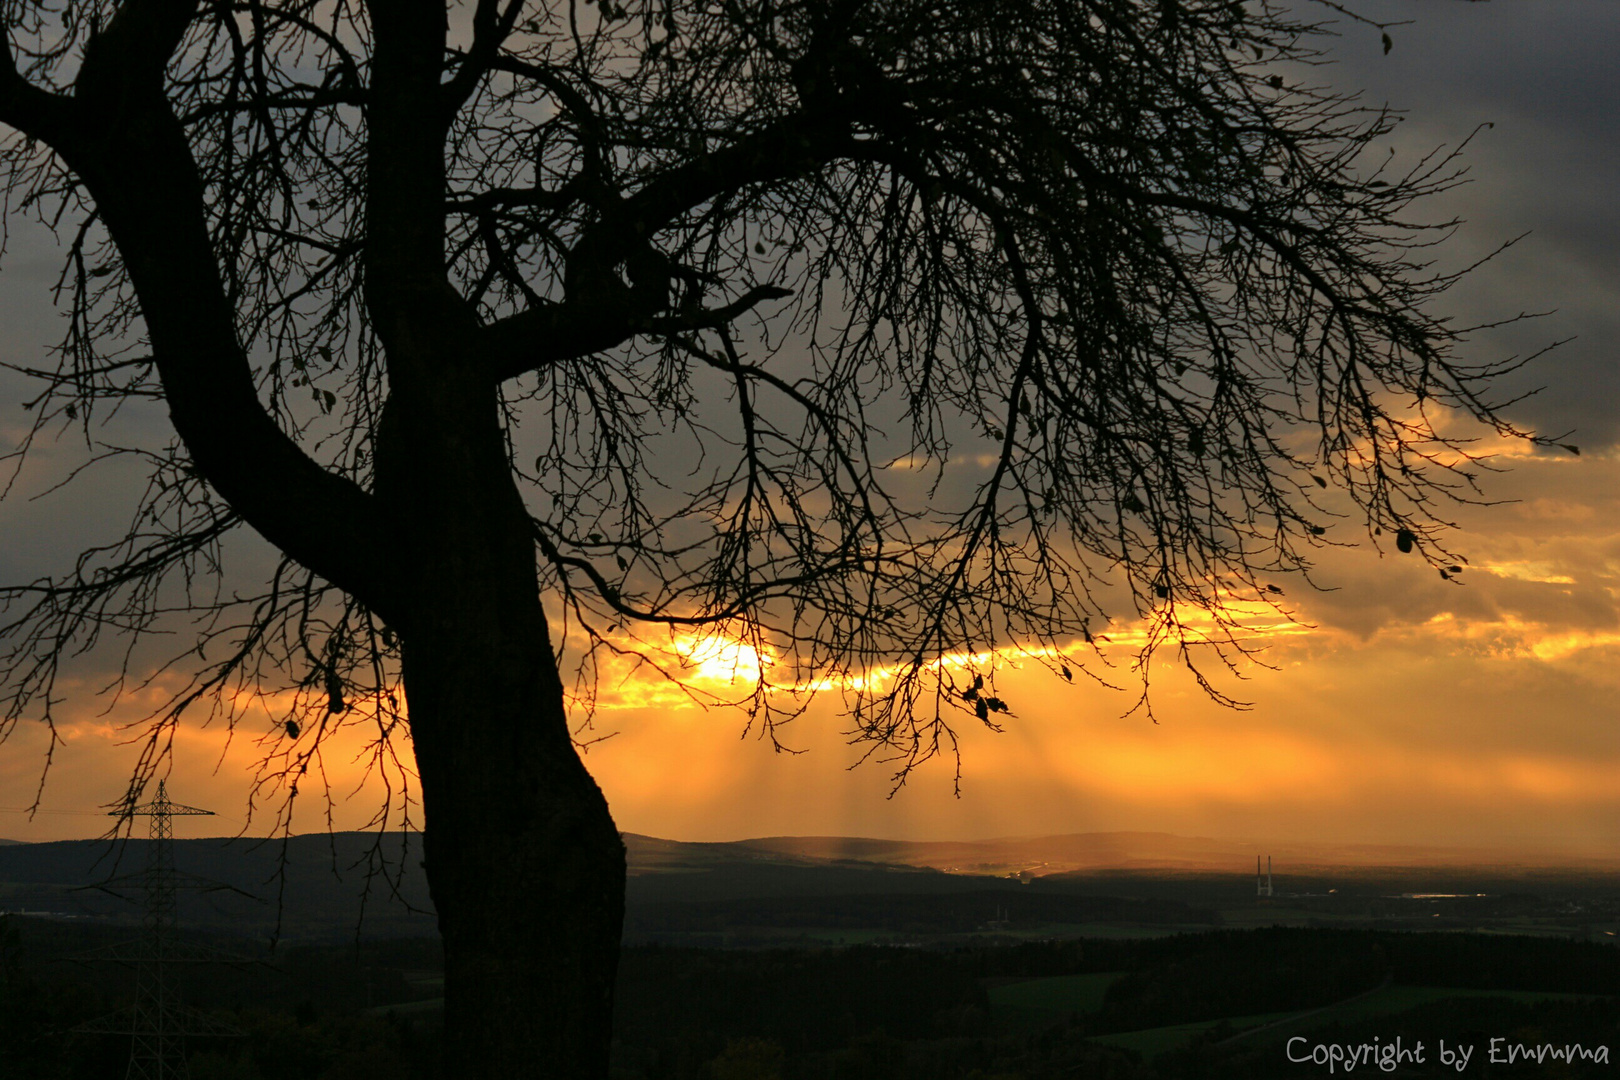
[74,781,247,1080]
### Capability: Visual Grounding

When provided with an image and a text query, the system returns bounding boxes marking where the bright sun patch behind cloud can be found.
[676,635,771,686]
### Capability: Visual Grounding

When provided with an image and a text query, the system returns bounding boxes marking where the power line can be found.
[0,806,113,816]
[69,782,249,1079]
[0,805,247,826]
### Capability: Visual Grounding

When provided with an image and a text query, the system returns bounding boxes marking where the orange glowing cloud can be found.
[6,447,1616,856]
[0,669,418,842]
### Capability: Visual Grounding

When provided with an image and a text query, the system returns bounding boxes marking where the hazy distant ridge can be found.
[2,830,1615,939]
[629,831,1620,875]
[1,829,1610,902]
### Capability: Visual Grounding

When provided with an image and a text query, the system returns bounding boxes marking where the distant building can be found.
[1257,856,1273,898]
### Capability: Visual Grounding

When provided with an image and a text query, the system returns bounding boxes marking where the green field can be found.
[1029,922,1195,940]
[988,972,1124,1030]
[983,973,1609,1047]
[765,928,894,945]
[1092,1011,1300,1057]
[1214,907,1318,929]
[1262,984,1612,1033]
[1085,984,1616,1060]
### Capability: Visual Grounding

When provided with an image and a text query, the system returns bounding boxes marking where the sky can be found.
[0,1,1617,858]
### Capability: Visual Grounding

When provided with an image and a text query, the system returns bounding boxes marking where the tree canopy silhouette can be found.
[0,0,1544,1074]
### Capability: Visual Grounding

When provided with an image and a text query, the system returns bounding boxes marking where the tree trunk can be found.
[378,370,625,1078]
[406,628,626,1080]
[360,7,628,1062]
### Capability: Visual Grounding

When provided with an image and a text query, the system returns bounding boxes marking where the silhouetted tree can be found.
[0,0,1547,1075]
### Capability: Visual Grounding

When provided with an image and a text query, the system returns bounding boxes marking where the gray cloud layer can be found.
[1319,0,1619,446]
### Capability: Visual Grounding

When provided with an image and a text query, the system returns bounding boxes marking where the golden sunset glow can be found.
[10,447,1620,858]
[675,634,771,686]
[1,428,1616,863]
[555,451,1620,856]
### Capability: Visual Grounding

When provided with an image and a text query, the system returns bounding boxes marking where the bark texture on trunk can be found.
[373,361,625,1078]
[361,6,628,1073]
[406,626,626,1080]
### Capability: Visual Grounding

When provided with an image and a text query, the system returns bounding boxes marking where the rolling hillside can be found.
[3,830,1615,941]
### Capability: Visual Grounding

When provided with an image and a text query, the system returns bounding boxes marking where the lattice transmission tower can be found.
[74,781,246,1080]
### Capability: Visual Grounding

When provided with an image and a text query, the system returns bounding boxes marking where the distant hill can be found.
[0,831,435,942]
[719,831,1238,873]
[0,830,975,936]
[627,831,1620,877]
[0,838,25,846]
[4,830,1614,941]
[624,839,989,905]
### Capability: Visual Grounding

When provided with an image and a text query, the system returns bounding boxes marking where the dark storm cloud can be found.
[1311,0,1620,446]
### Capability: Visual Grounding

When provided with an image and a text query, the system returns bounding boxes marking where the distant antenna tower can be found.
[74,781,245,1080]
[1256,855,1273,898]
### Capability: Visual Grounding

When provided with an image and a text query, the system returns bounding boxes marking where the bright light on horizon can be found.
[676,634,770,686]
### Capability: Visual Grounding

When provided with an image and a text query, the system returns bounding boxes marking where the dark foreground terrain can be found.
[4,829,1617,943]
[4,834,1617,1076]
[3,916,1617,1079]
